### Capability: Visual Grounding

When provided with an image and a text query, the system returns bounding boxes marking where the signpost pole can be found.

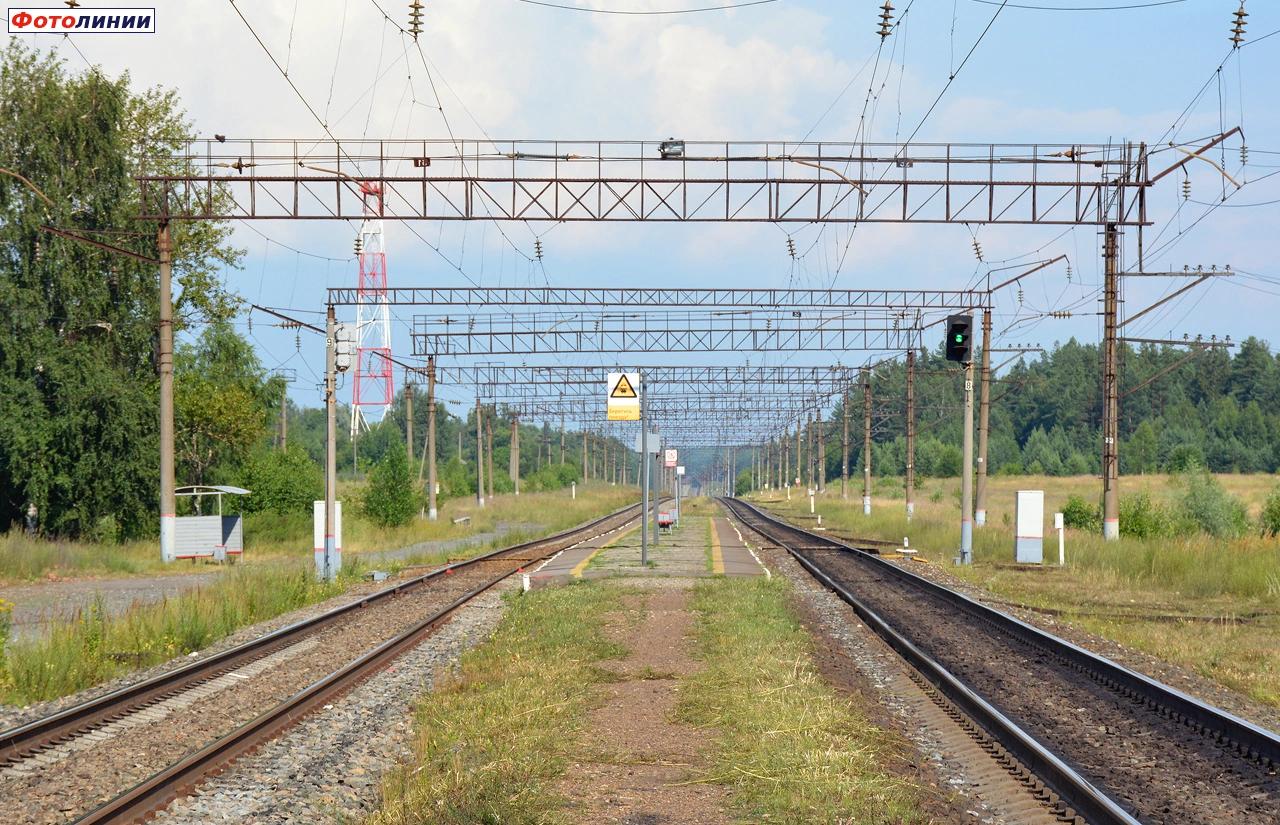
[640,373,649,566]
[651,426,660,548]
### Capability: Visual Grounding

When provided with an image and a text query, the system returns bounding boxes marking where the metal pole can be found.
[960,359,975,564]
[582,429,589,480]
[158,222,175,563]
[794,423,801,489]
[975,308,992,527]
[279,383,287,452]
[651,425,660,546]
[816,406,825,494]
[404,380,413,463]
[475,397,485,508]
[641,388,649,566]
[426,357,438,520]
[560,415,565,465]
[510,414,520,495]
[905,349,916,521]
[862,367,873,516]
[486,405,495,501]
[1102,223,1121,540]
[841,384,850,499]
[323,304,338,581]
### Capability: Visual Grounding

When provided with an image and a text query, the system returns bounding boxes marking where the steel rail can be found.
[63,501,655,824]
[0,501,644,767]
[718,497,1143,824]
[728,499,1280,768]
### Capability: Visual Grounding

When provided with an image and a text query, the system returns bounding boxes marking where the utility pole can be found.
[975,308,992,527]
[322,304,338,581]
[641,378,649,565]
[426,357,438,520]
[1102,223,1121,540]
[486,405,495,501]
[783,429,791,499]
[158,222,175,563]
[794,423,801,488]
[278,383,288,452]
[582,430,589,481]
[905,349,916,521]
[405,380,414,463]
[816,405,825,494]
[475,397,485,508]
[960,358,975,564]
[509,413,520,495]
[862,367,873,516]
[560,415,566,465]
[651,425,660,547]
[841,384,850,499]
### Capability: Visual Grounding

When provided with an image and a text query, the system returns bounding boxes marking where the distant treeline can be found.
[808,337,1280,479]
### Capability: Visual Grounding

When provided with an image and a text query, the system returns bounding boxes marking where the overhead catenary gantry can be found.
[138,129,1242,558]
[139,138,1153,226]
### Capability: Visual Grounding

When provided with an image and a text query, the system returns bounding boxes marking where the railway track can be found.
[0,502,648,825]
[720,497,1280,825]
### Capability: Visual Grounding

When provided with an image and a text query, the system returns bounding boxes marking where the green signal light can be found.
[954,334,964,342]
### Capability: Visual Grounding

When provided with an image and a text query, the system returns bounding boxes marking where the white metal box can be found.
[1014,490,1044,564]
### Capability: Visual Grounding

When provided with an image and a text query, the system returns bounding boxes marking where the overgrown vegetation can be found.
[371,583,628,825]
[0,564,347,704]
[363,441,415,528]
[678,578,931,823]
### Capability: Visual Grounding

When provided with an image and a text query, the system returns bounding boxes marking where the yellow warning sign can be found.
[610,373,638,398]
[607,372,641,421]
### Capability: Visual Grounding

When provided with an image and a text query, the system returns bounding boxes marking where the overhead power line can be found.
[512,0,779,15]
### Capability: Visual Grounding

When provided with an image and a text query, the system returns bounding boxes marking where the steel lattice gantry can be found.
[138,138,1154,226]
[325,286,986,309]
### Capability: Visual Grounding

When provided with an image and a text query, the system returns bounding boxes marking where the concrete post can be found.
[862,367,872,516]
[158,222,175,563]
[426,357,438,520]
[1102,223,1121,540]
[509,414,520,495]
[475,397,485,508]
[960,360,975,564]
[322,305,338,581]
[975,308,992,526]
[905,349,916,521]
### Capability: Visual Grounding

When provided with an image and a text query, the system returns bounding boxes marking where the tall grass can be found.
[769,477,1280,602]
[0,563,347,704]
[678,577,931,823]
[0,483,637,583]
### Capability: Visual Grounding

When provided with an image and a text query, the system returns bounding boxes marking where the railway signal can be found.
[945,314,974,363]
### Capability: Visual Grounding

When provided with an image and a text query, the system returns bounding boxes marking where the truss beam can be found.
[138,138,1151,226]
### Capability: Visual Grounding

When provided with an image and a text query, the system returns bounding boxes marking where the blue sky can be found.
[16,0,1280,422]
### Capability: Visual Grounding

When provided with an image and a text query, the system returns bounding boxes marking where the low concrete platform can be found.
[524,515,767,590]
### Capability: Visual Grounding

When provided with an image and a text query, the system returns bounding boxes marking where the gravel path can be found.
[0,573,219,644]
[0,521,539,646]
[151,582,515,824]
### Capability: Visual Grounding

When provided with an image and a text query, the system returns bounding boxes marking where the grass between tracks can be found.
[676,576,933,824]
[750,474,1280,709]
[370,582,627,825]
[0,488,635,706]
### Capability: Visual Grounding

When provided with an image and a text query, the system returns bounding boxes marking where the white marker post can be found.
[571,481,576,500]
[1054,511,1065,566]
[809,488,815,514]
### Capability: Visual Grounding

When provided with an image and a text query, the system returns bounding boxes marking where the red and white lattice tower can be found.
[351,181,392,436]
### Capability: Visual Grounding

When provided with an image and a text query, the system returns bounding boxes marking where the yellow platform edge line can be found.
[710,518,725,575]
[570,524,640,578]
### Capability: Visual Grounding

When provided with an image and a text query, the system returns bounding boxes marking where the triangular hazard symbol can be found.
[610,374,638,398]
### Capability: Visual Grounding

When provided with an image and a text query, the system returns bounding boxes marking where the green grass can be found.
[0,488,637,706]
[0,563,348,704]
[677,577,933,824]
[750,474,1280,709]
[370,582,629,825]
[0,483,636,583]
